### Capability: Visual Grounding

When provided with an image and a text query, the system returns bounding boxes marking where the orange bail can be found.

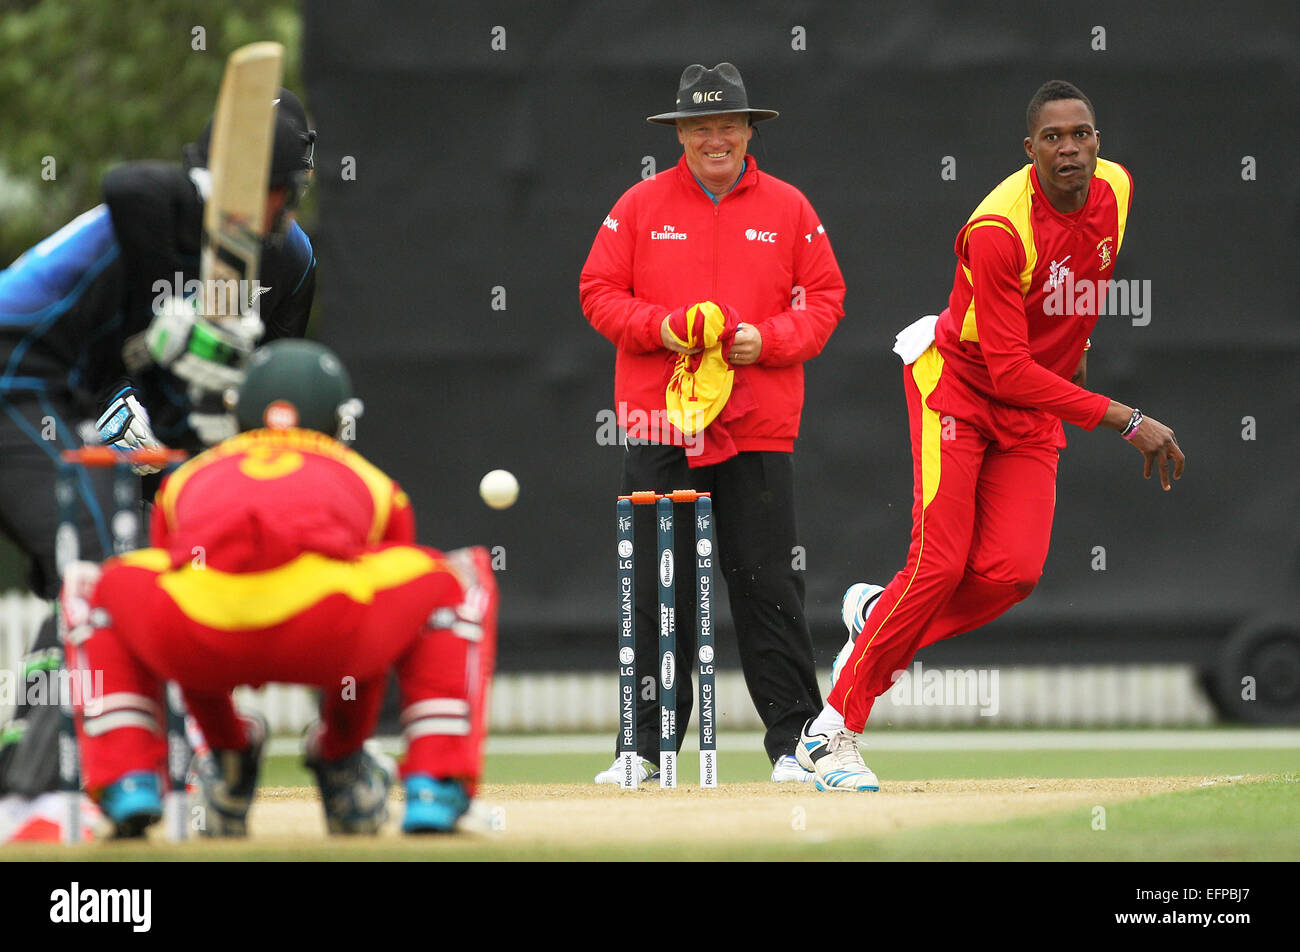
[62,447,190,468]
[617,490,713,505]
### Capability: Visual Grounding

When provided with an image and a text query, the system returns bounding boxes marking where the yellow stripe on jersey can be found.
[1093,158,1131,252]
[341,448,395,542]
[910,345,946,509]
[157,547,443,631]
[958,165,1037,343]
[842,345,947,721]
[157,429,396,542]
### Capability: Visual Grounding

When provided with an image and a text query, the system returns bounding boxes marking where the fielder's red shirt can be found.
[580,154,845,450]
[150,427,415,572]
[934,160,1132,433]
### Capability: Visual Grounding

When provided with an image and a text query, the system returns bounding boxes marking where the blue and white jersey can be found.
[0,205,125,397]
[0,161,316,446]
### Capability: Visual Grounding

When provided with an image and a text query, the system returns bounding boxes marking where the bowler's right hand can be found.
[1127,415,1185,492]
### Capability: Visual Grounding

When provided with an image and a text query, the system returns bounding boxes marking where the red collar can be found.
[1030,164,1090,221]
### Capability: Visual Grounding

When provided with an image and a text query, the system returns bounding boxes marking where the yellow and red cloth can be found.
[662,300,756,466]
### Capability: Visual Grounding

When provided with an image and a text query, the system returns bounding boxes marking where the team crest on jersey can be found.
[1096,237,1114,270]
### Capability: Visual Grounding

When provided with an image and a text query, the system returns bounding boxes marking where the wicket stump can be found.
[616,490,716,789]
[56,446,189,841]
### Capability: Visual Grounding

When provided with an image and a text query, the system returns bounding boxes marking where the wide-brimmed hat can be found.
[647,63,779,125]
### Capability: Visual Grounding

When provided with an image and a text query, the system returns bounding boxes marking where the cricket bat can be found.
[201,41,284,328]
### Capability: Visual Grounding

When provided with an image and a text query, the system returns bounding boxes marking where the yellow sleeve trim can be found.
[116,548,173,572]
[958,166,1038,343]
[1093,159,1131,253]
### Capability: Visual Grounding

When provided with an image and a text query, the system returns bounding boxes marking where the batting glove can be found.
[146,296,261,394]
[95,386,164,474]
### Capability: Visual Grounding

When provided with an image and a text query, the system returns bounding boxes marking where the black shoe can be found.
[191,713,267,837]
[303,725,394,835]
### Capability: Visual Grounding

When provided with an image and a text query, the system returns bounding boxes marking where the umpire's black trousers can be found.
[619,443,823,765]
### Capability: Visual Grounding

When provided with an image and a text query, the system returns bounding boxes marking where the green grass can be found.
[855,773,1300,861]
[261,747,1300,788]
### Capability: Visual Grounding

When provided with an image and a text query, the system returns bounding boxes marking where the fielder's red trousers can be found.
[70,545,497,797]
[829,346,1061,732]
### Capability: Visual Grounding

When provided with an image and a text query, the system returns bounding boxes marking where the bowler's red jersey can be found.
[934,160,1132,434]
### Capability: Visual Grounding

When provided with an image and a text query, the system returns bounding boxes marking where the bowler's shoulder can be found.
[1095,158,1131,180]
[1092,158,1133,202]
[972,164,1035,221]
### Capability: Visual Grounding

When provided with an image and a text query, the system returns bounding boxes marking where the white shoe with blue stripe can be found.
[795,719,879,792]
[769,754,815,782]
[841,582,885,637]
[831,583,885,690]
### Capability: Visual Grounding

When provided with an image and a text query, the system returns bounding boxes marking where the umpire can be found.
[580,63,847,782]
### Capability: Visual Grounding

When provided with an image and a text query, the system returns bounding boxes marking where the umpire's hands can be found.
[661,315,702,355]
[727,323,762,366]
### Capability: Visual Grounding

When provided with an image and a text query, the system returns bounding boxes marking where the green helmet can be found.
[235,339,355,435]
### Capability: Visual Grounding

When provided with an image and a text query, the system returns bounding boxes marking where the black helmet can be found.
[185,87,317,227]
[235,340,355,435]
[186,87,316,183]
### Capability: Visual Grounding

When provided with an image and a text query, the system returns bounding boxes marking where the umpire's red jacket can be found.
[580,154,846,452]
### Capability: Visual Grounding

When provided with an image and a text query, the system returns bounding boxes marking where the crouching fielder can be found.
[66,340,498,837]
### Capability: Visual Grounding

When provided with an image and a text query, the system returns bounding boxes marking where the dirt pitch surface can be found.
[240,775,1208,844]
[9,774,1269,859]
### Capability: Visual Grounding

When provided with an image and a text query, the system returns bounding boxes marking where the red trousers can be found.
[70,544,498,796]
[828,347,1060,732]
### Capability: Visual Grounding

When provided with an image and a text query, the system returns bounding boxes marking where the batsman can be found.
[66,340,499,837]
[0,64,316,832]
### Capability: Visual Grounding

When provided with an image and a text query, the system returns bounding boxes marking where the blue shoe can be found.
[402,775,470,834]
[100,770,163,838]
